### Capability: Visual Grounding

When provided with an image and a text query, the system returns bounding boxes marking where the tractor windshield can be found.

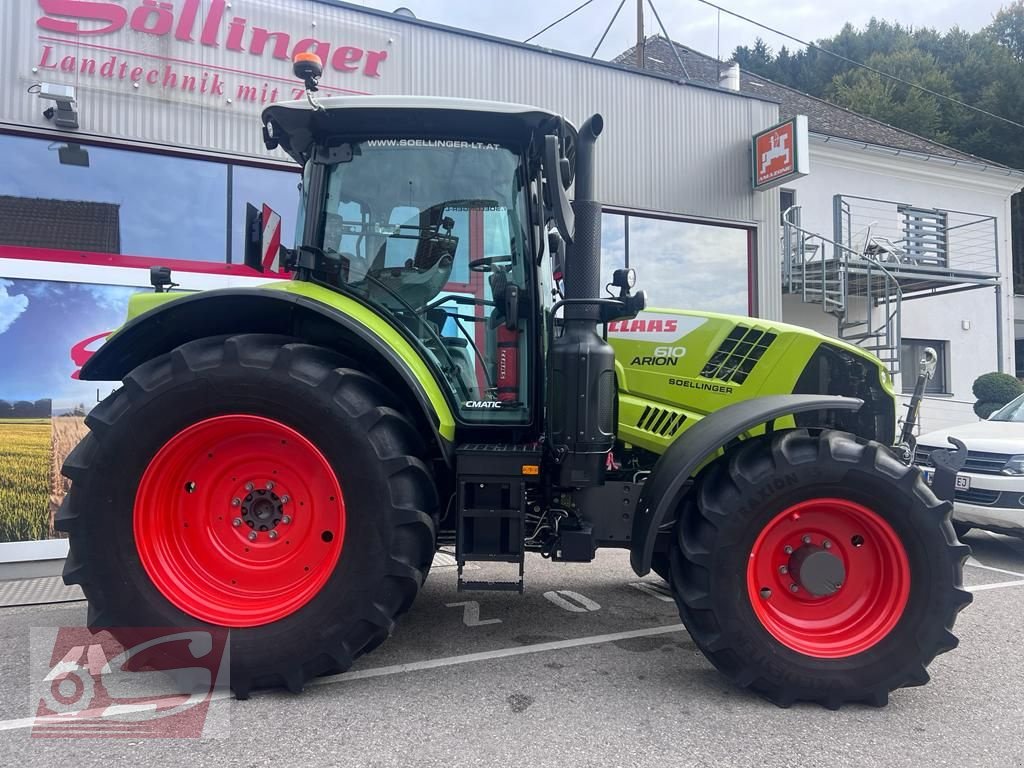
[308,139,533,424]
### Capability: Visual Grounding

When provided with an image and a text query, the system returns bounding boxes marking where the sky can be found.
[0,278,143,408]
[352,0,1010,62]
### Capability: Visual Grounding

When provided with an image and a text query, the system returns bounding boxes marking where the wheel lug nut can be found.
[232,517,242,527]
[783,545,793,554]
[823,539,832,549]
[802,535,812,545]
[245,482,255,492]
[231,498,241,507]
[789,583,799,593]
[247,531,257,541]
[266,481,275,490]
[778,565,788,574]
[268,530,278,540]
[281,515,292,525]
[280,495,290,504]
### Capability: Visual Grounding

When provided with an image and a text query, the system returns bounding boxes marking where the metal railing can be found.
[783,205,904,374]
[834,195,999,278]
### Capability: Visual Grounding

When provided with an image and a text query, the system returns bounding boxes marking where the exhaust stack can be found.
[547,114,616,488]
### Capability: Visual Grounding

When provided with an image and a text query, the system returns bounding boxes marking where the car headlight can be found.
[1002,455,1024,475]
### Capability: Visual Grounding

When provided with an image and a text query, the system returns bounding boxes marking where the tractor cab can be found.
[261,96,588,429]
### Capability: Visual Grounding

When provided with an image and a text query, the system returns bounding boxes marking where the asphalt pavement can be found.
[1,532,1023,768]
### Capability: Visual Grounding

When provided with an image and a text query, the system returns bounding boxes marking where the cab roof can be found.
[262,96,576,165]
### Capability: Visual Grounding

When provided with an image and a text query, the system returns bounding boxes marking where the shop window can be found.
[621,214,750,316]
[780,189,796,224]
[600,213,626,295]
[0,134,227,263]
[230,165,300,264]
[900,339,949,394]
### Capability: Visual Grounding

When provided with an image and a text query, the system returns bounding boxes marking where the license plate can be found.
[921,469,971,491]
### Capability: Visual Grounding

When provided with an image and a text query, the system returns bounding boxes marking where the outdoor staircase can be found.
[783,205,903,376]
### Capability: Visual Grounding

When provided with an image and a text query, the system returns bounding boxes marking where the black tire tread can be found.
[57,334,438,698]
[668,429,972,709]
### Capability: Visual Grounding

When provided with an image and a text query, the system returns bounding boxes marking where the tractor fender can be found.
[80,287,456,461]
[629,394,864,576]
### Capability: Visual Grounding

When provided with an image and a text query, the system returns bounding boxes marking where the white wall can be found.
[780,138,1021,431]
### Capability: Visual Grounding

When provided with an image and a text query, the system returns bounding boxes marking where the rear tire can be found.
[57,334,438,698]
[668,429,972,708]
[650,552,672,585]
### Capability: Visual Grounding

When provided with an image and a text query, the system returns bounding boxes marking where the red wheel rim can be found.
[746,498,910,658]
[134,415,345,627]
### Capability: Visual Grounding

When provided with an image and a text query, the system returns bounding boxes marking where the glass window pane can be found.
[0,134,227,263]
[901,339,947,394]
[601,213,626,296]
[231,165,300,264]
[626,217,750,315]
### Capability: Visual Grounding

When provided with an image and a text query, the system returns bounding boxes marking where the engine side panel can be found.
[610,309,896,453]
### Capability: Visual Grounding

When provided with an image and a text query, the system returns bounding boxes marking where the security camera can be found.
[37,83,77,103]
[35,82,79,130]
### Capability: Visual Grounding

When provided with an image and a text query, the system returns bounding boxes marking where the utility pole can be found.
[636,0,644,69]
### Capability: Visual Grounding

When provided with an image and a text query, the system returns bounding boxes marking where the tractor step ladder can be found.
[454,443,541,593]
[783,204,903,376]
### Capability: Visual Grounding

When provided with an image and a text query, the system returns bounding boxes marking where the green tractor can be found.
[59,54,970,708]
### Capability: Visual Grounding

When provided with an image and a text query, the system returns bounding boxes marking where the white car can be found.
[915,393,1024,538]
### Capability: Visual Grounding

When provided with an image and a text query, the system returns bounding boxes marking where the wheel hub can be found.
[133,414,345,628]
[241,487,286,532]
[789,545,845,597]
[746,497,911,658]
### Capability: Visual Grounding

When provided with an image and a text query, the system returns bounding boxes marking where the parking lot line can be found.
[310,623,687,687]
[966,579,1024,592]
[965,558,1024,579]
[0,623,688,733]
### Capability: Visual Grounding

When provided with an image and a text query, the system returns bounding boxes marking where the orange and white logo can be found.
[756,124,794,185]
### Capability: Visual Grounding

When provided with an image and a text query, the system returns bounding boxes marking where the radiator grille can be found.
[635,405,686,437]
[914,446,1009,475]
[700,325,777,384]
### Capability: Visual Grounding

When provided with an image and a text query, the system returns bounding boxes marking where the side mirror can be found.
[543,135,575,244]
[244,202,286,273]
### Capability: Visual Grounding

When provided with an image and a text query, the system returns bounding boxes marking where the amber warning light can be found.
[293,52,324,91]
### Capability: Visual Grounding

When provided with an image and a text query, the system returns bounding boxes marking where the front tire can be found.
[669,429,972,708]
[57,334,438,698]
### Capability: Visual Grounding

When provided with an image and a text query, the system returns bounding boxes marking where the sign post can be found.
[752,115,809,190]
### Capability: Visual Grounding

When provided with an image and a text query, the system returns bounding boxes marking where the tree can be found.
[990,1,1024,62]
[731,13,1024,169]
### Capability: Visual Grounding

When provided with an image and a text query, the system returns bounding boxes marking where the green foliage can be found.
[972,371,1024,404]
[974,400,1002,419]
[989,1,1024,62]
[731,12,1024,168]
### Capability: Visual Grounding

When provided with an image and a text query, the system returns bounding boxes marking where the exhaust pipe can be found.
[562,115,604,321]
[548,113,616,488]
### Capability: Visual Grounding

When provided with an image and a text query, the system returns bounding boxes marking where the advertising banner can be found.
[0,278,147,543]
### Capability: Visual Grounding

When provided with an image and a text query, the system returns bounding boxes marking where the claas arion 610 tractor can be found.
[59,54,970,708]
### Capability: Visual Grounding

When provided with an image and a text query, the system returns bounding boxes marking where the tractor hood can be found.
[262,96,577,166]
[610,307,896,452]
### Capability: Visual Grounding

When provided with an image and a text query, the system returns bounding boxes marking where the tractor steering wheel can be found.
[469,255,513,272]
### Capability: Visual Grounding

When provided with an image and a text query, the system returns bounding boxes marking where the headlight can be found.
[1002,455,1024,475]
[612,267,636,290]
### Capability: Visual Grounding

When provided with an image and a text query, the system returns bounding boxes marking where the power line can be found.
[647,0,689,79]
[592,0,627,57]
[523,0,598,44]
[691,0,1024,132]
